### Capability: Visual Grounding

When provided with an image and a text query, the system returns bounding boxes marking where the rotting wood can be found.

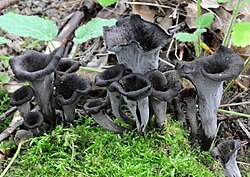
[0,106,17,121]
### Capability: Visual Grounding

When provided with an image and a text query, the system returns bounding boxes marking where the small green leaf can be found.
[232,22,250,47]
[194,29,207,35]
[74,18,117,45]
[174,32,197,43]
[0,13,58,41]
[246,0,250,2]
[0,37,8,45]
[97,0,117,7]
[196,13,214,28]
[0,72,10,84]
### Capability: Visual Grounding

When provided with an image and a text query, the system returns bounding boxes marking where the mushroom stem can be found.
[84,98,129,133]
[150,98,167,128]
[91,110,128,133]
[61,101,78,123]
[199,81,223,150]
[30,74,55,125]
[124,97,149,134]
[184,97,197,137]
[107,91,136,127]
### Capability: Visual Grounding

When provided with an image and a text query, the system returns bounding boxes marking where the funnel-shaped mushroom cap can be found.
[23,111,44,129]
[104,14,171,52]
[55,73,92,105]
[145,70,182,101]
[103,14,172,74]
[109,73,152,100]
[200,45,243,81]
[10,86,34,106]
[211,140,241,165]
[95,64,126,87]
[56,58,80,73]
[10,46,65,82]
[84,98,108,114]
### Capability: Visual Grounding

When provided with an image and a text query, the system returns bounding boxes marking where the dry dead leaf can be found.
[211,7,231,36]
[201,0,219,9]
[3,81,23,93]
[184,2,197,29]
[132,0,156,22]
[77,55,108,83]
[159,11,173,31]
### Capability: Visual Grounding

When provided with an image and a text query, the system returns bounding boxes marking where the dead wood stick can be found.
[55,11,85,44]
[0,116,24,142]
[0,106,17,121]
[237,119,250,139]
[46,11,85,53]
[0,0,20,11]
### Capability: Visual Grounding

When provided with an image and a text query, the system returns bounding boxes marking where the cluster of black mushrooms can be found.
[8,15,244,176]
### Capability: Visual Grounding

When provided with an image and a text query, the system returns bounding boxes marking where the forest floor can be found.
[0,0,249,176]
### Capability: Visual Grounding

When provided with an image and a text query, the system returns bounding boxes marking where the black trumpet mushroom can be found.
[84,98,129,133]
[145,70,182,128]
[10,46,65,125]
[176,45,243,150]
[211,140,242,177]
[10,85,34,117]
[95,64,136,127]
[103,14,172,74]
[23,111,44,136]
[55,58,80,74]
[109,73,152,134]
[55,73,92,123]
[180,88,198,137]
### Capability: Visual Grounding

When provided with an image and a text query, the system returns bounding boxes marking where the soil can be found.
[0,0,249,175]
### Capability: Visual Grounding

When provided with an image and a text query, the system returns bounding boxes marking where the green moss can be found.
[5,117,223,177]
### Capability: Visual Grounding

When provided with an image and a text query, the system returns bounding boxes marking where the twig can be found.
[0,116,24,142]
[159,58,175,68]
[125,1,173,9]
[237,161,250,166]
[0,138,32,177]
[228,88,250,104]
[220,101,250,108]
[0,0,20,11]
[0,106,17,121]
[237,119,250,139]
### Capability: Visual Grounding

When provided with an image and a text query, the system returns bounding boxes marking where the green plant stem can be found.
[0,139,32,177]
[223,56,250,94]
[222,0,241,46]
[79,66,103,73]
[218,109,250,118]
[71,44,79,60]
[196,0,201,57]
[0,56,10,60]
